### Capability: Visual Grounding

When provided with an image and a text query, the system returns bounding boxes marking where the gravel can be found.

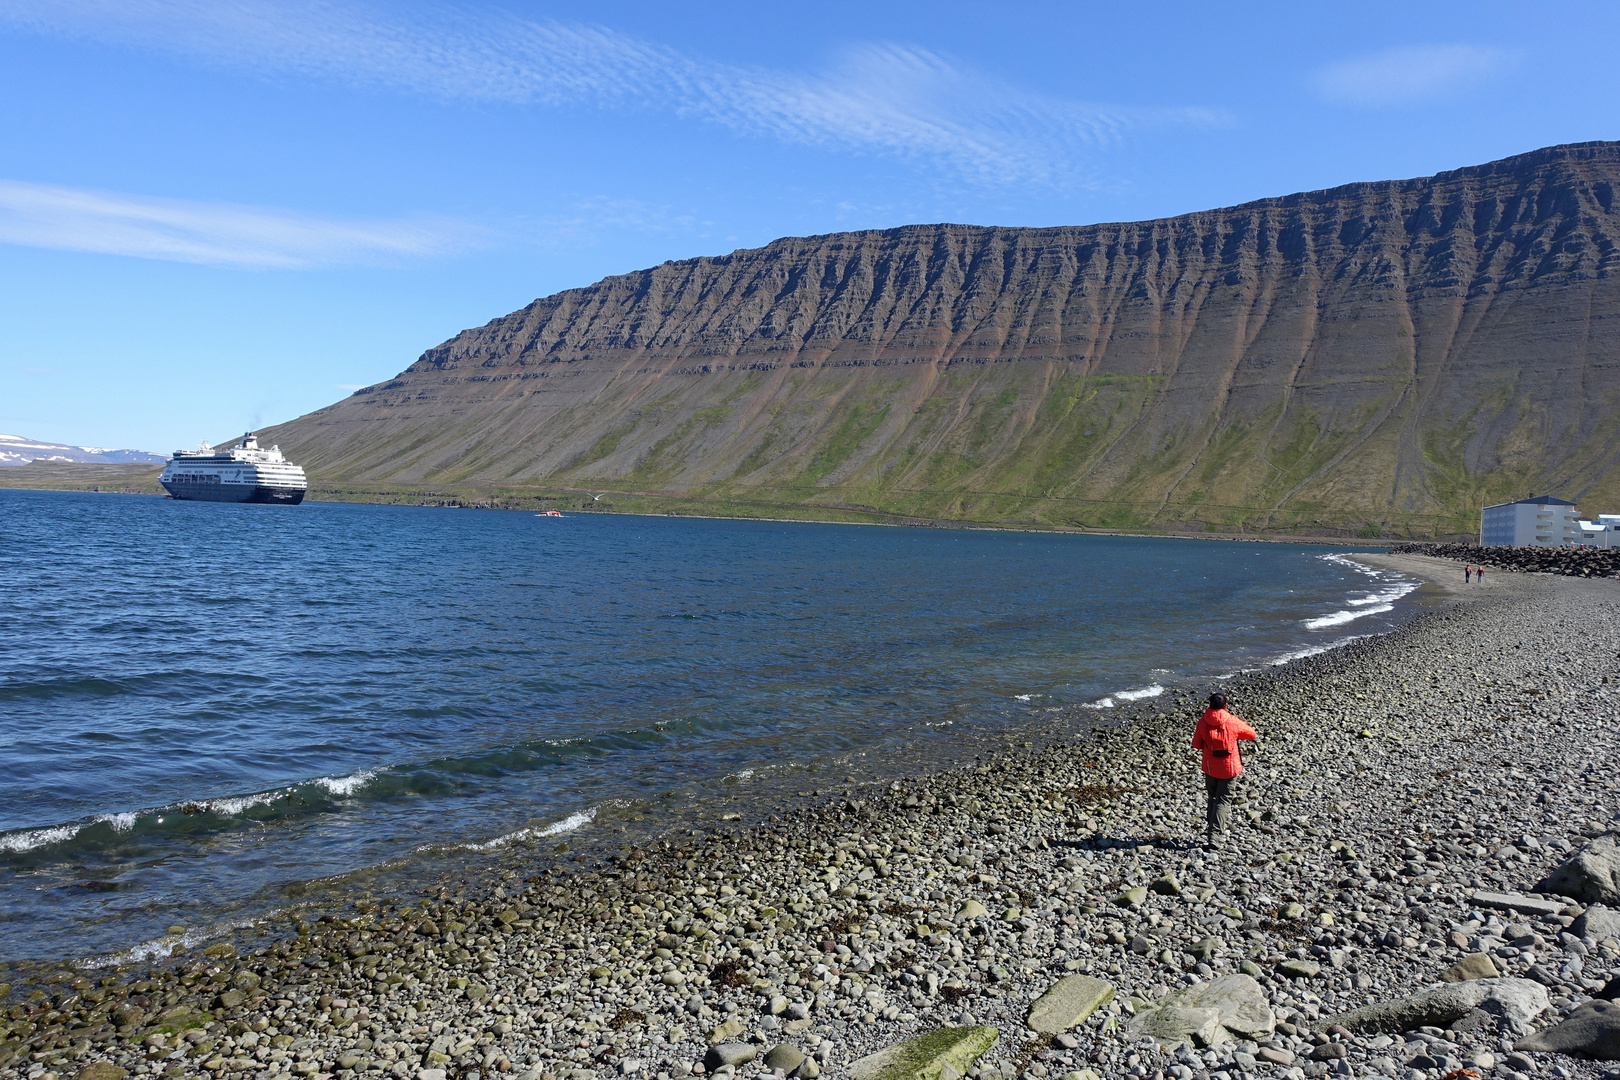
[3,555,1618,1080]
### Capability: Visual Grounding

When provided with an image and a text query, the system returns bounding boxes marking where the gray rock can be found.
[706,1018,745,1044]
[1127,1006,1223,1049]
[1190,937,1221,962]
[1449,1008,1498,1035]
[1325,978,1549,1034]
[1279,959,1321,979]
[1472,891,1565,918]
[1125,974,1273,1047]
[1175,974,1274,1039]
[1516,998,1620,1060]
[704,1044,758,1070]
[1537,834,1620,905]
[1574,905,1620,943]
[75,1067,129,1080]
[1439,953,1501,982]
[848,1026,999,1080]
[1026,975,1115,1034]
[764,1045,807,1072]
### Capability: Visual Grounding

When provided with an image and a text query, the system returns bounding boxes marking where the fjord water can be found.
[0,491,1414,961]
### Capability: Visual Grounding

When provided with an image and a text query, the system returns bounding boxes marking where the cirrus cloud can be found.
[0,0,1224,185]
[0,179,481,267]
[1312,44,1517,108]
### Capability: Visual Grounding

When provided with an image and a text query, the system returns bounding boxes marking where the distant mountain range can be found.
[0,434,166,467]
[260,141,1620,537]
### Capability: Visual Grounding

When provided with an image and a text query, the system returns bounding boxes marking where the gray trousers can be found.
[1205,774,1234,834]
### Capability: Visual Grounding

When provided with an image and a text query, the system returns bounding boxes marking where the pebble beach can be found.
[4,554,1619,1080]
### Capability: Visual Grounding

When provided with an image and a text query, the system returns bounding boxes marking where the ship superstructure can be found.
[159,433,307,504]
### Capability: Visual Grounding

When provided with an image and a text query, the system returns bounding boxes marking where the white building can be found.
[1480,496,1582,547]
[1574,514,1620,549]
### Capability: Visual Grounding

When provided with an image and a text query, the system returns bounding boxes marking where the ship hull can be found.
[162,481,305,504]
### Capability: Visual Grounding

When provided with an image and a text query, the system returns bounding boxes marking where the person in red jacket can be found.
[1192,692,1258,848]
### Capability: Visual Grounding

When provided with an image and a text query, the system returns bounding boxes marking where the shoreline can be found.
[4,562,1620,1080]
[0,534,1410,969]
[0,482,1466,546]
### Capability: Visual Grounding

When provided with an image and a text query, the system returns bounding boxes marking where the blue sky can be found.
[2,0,1616,453]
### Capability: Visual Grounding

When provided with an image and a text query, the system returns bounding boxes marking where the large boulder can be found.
[1517,999,1620,1060]
[1026,976,1115,1034]
[763,1045,807,1073]
[703,1044,757,1070]
[1325,978,1548,1034]
[1574,904,1620,943]
[1125,974,1274,1047]
[849,1026,999,1080]
[75,1067,128,1080]
[1129,1007,1223,1048]
[1537,833,1620,906]
[1439,953,1500,982]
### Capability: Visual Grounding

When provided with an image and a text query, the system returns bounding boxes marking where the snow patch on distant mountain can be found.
[0,434,166,466]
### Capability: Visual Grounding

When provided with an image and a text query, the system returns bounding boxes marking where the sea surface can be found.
[0,491,1419,962]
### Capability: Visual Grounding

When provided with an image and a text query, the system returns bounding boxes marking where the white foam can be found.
[1268,635,1370,667]
[735,769,755,779]
[1013,694,1033,702]
[97,813,137,833]
[0,823,82,853]
[1303,603,1393,630]
[199,792,278,816]
[440,807,599,854]
[1114,684,1165,701]
[1311,554,1418,627]
[84,914,265,968]
[314,770,377,797]
[1322,552,1381,576]
[1084,697,1116,709]
[540,808,596,836]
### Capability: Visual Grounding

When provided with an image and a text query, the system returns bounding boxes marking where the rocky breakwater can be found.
[3,572,1620,1080]
[1389,544,1620,578]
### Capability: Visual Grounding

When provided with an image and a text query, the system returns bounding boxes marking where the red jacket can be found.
[1193,708,1258,779]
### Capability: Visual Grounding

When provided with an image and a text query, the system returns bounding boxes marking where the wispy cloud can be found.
[0,0,1221,183]
[0,179,479,267]
[1312,44,1515,108]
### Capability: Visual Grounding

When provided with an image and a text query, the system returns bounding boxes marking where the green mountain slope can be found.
[262,142,1620,537]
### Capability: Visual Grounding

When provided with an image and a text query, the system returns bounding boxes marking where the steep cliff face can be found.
[264,142,1620,534]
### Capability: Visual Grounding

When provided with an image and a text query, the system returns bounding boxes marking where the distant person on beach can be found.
[1477,565,1486,583]
[1193,693,1258,849]
[1465,565,1473,583]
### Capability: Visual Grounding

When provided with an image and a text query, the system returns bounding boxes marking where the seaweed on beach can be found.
[1059,783,1136,807]
[706,960,749,988]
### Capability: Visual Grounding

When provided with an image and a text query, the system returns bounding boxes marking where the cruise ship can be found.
[159,433,307,504]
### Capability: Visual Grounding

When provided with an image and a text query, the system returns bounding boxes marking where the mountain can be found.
[261,142,1620,537]
[0,434,166,467]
